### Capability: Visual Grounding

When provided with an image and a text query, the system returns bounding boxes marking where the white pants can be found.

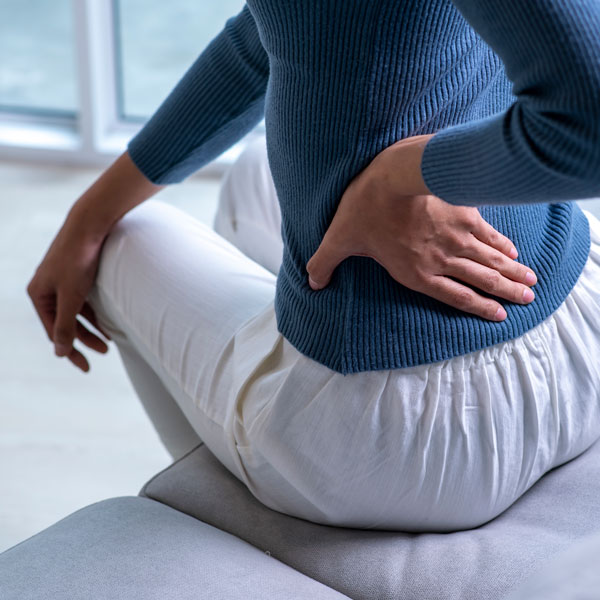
[87,138,600,532]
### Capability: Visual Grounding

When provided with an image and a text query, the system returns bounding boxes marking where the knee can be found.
[94,200,170,291]
[87,200,171,325]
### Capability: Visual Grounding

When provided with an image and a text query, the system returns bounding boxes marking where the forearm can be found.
[419,0,600,207]
[128,4,269,185]
[66,151,163,241]
[378,135,433,198]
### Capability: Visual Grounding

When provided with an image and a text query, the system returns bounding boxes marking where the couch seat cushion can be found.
[505,529,600,600]
[140,439,600,600]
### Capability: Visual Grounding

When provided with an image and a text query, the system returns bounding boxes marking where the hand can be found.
[26,152,163,372]
[305,141,538,322]
[26,212,111,372]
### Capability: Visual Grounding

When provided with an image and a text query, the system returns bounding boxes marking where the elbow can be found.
[521,103,600,193]
[563,132,600,195]
[574,116,600,191]
[566,73,600,188]
[518,53,600,190]
[570,116,600,190]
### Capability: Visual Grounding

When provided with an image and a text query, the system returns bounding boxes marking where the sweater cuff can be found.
[420,107,600,208]
[420,112,510,207]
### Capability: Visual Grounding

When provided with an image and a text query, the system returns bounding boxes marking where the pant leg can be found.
[85,139,600,531]
[87,284,202,461]
[228,209,600,532]
[86,198,278,469]
[213,136,283,276]
[86,136,284,463]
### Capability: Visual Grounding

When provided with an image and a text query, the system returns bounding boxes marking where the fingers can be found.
[28,283,110,372]
[422,275,508,321]
[306,230,351,290]
[464,239,538,286]
[56,318,109,372]
[28,289,58,343]
[471,218,519,259]
[80,302,112,341]
[55,302,111,370]
[76,319,109,354]
[443,258,535,307]
[53,289,85,357]
[53,319,108,373]
[65,345,90,373]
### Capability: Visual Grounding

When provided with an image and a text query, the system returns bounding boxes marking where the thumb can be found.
[53,289,83,357]
[306,233,349,291]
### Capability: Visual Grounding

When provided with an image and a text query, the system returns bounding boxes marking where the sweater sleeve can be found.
[127,5,269,184]
[420,0,600,207]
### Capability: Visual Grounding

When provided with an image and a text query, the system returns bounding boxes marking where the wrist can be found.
[381,134,435,197]
[65,198,114,245]
[66,151,163,242]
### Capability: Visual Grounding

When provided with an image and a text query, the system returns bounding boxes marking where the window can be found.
[0,0,77,115]
[0,1,261,172]
[115,0,245,121]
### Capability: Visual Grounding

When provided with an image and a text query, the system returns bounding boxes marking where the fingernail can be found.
[525,272,536,285]
[55,344,69,356]
[509,247,518,259]
[308,276,321,290]
[495,307,507,321]
[523,289,534,302]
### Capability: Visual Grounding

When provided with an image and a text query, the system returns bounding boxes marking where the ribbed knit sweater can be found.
[128,0,600,375]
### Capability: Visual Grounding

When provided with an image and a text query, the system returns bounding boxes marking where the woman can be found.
[27,0,600,532]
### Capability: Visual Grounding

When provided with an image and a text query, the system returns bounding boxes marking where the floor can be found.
[2,160,600,554]
[0,160,222,553]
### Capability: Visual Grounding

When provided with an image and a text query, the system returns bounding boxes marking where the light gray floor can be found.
[0,160,222,553]
[2,160,600,554]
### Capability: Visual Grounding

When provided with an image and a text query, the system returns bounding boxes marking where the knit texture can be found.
[128,0,600,375]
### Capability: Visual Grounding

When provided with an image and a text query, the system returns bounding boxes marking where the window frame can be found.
[0,0,260,175]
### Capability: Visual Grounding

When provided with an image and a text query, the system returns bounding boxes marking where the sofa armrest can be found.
[0,496,350,600]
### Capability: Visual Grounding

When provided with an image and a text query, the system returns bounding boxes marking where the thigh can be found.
[89,199,278,475]
[232,210,600,532]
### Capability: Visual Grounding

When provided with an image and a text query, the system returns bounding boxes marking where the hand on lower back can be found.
[305,145,538,322]
[26,213,111,372]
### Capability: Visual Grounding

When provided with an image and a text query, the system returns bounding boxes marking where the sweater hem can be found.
[274,204,591,375]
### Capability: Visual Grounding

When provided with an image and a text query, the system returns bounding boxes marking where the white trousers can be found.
[87,138,600,532]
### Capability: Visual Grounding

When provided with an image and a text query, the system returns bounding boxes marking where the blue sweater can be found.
[128,0,600,375]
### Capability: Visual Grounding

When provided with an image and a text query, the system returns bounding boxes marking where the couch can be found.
[1,436,599,599]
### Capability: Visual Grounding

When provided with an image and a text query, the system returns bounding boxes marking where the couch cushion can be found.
[0,496,350,600]
[140,439,600,600]
[504,530,600,600]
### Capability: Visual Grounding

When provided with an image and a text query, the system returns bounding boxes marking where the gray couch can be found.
[1,438,599,599]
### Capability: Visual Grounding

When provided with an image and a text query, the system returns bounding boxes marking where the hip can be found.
[226,209,600,529]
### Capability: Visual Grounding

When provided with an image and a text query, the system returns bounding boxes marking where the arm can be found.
[26,152,162,372]
[26,4,270,371]
[419,0,600,207]
[128,4,269,184]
